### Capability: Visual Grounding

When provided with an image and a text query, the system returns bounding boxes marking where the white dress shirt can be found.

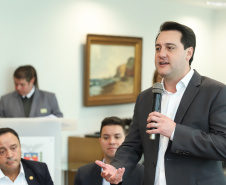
[0,162,28,185]
[21,86,35,99]
[154,69,194,185]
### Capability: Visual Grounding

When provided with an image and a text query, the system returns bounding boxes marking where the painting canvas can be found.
[90,44,135,96]
[84,34,142,106]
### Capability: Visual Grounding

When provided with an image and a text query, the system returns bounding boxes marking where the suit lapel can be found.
[22,161,38,185]
[14,92,25,116]
[174,70,201,125]
[29,89,39,117]
[93,165,103,184]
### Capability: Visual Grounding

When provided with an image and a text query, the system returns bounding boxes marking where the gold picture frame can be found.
[84,34,142,106]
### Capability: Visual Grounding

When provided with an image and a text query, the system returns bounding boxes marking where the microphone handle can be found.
[150,93,161,140]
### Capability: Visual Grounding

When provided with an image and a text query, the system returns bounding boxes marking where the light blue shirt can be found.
[101,159,110,185]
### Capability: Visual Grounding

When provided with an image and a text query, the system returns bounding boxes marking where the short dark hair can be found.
[100,116,126,135]
[14,65,39,88]
[156,21,196,65]
[0,127,20,144]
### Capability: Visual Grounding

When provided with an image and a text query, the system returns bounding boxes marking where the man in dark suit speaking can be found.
[0,65,63,117]
[0,127,53,185]
[74,116,144,185]
[96,21,226,185]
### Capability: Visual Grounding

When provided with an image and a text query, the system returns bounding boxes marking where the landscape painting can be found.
[90,44,135,96]
[84,34,142,106]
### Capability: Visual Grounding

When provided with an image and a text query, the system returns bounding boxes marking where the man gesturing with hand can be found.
[95,160,124,184]
[96,21,226,185]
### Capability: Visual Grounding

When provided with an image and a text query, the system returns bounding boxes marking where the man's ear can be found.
[29,77,35,85]
[186,47,193,61]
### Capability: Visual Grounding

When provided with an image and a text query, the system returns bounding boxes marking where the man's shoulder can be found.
[75,163,102,184]
[138,87,152,98]
[21,158,47,169]
[35,89,56,97]
[78,162,99,172]
[201,75,226,88]
[193,70,226,88]
[1,91,17,99]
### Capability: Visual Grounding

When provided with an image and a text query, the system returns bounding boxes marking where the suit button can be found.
[152,162,156,167]
[166,158,172,161]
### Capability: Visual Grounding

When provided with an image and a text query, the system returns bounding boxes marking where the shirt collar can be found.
[0,169,4,179]
[22,86,35,98]
[101,158,105,172]
[20,161,25,175]
[162,68,194,93]
[0,162,24,179]
[180,68,194,88]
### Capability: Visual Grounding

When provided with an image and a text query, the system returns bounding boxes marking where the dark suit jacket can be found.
[111,70,226,185]
[0,89,63,117]
[21,158,53,185]
[74,162,144,185]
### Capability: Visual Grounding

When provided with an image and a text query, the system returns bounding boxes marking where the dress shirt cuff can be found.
[170,128,175,141]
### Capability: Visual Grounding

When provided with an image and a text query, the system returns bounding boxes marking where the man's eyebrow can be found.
[166,43,177,46]
[102,134,110,136]
[10,144,17,147]
[155,43,177,47]
[114,133,121,136]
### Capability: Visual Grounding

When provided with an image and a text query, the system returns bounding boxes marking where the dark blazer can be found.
[74,162,144,185]
[21,158,54,185]
[0,89,63,117]
[111,70,226,185]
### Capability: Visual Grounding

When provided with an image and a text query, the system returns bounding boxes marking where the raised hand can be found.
[95,160,125,184]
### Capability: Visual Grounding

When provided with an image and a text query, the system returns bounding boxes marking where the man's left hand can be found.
[146,111,176,138]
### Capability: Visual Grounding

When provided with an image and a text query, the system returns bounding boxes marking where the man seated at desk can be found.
[0,127,53,185]
[74,116,144,185]
[0,65,63,117]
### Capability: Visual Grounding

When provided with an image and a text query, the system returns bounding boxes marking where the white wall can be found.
[212,10,226,82]
[0,0,225,170]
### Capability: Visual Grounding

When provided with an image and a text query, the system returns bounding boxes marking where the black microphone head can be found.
[152,82,163,94]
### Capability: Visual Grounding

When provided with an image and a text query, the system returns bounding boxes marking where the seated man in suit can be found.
[0,65,63,117]
[74,116,144,185]
[0,127,53,185]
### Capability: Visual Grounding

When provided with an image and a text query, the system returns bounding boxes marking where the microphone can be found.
[149,82,163,140]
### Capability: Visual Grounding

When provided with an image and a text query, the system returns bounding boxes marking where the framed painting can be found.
[84,34,142,106]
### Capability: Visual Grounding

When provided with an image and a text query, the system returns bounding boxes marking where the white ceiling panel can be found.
[170,0,226,9]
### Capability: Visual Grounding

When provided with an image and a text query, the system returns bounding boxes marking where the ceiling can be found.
[170,0,226,9]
